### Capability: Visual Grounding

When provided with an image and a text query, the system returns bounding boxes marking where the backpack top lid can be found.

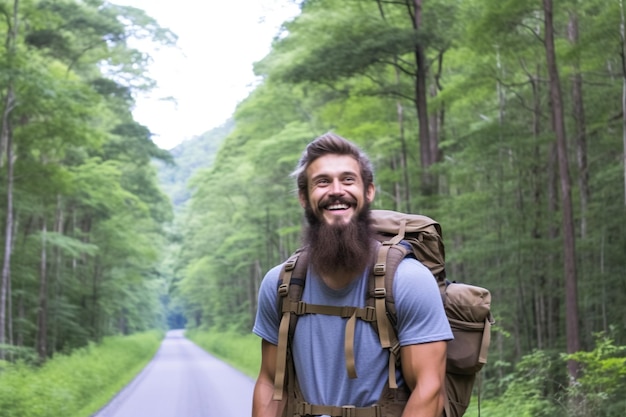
[370,209,446,280]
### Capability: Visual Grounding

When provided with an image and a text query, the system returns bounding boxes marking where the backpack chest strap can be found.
[281,300,376,321]
[282,301,376,380]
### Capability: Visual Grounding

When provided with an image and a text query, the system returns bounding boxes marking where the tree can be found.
[543,0,580,380]
[257,0,461,201]
[0,0,176,360]
[0,0,19,361]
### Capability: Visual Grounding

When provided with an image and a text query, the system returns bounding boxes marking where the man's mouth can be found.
[327,203,350,211]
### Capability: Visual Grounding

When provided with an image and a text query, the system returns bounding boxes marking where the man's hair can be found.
[292,132,374,195]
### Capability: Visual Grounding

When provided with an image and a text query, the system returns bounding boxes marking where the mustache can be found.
[318,196,357,208]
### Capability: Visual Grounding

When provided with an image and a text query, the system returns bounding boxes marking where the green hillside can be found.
[156,119,233,208]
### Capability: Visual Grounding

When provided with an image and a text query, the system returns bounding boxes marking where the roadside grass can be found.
[0,330,163,417]
[186,328,261,378]
[185,329,502,416]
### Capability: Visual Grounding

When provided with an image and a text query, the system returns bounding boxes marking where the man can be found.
[252,133,453,417]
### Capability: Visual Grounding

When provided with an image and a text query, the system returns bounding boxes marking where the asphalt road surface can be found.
[93,329,255,417]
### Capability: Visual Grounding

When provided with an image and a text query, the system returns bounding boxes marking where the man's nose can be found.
[329,179,345,195]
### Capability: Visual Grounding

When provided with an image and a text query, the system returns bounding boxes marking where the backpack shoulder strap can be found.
[368,222,412,390]
[273,248,308,401]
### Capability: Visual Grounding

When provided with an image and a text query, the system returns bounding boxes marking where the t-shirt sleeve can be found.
[393,258,453,346]
[252,264,284,345]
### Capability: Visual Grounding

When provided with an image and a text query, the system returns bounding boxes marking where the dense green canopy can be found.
[173,0,626,415]
[1,0,625,415]
[0,0,176,360]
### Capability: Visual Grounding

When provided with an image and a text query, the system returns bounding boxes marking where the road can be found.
[93,329,255,417]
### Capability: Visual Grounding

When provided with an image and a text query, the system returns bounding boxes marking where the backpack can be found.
[273,209,494,417]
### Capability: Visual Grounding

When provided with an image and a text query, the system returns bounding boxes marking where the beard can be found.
[303,200,375,278]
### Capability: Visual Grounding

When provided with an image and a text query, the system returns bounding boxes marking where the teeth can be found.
[328,204,349,210]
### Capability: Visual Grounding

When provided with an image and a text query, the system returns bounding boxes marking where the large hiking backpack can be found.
[273,210,494,417]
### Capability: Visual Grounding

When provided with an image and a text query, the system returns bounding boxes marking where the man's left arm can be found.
[399,341,447,417]
[394,258,451,416]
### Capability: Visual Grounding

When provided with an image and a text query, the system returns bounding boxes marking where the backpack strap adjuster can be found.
[363,306,376,321]
[284,257,297,271]
[296,402,313,416]
[341,405,356,417]
[389,340,401,357]
[373,262,386,276]
[295,301,306,315]
[374,287,386,298]
[278,283,289,297]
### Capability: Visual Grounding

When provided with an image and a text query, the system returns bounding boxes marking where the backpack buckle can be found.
[389,341,401,358]
[296,402,312,416]
[284,258,297,271]
[341,405,356,417]
[278,283,289,297]
[364,306,376,321]
[374,287,386,298]
[374,263,386,276]
[295,301,306,315]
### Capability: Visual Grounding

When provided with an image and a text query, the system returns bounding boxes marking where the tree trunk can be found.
[378,3,412,211]
[412,0,435,195]
[621,0,626,206]
[51,195,63,354]
[528,62,546,349]
[543,0,580,379]
[395,61,411,212]
[92,258,102,341]
[0,0,19,361]
[0,120,14,362]
[36,218,49,361]
[568,12,589,237]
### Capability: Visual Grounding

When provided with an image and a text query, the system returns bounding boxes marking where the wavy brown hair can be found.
[292,132,374,196]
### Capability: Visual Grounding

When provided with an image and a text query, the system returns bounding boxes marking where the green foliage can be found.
[172,0,626,379]
[155,120,233,208]
[489,350,564,417]
[262,7,418,84]
[564,331,626,417]
[0,0,176,362]
[5,0,615,408]
[185,329,260,378]
[0,331,162,417]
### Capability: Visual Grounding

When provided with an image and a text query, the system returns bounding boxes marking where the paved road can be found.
[93,329,255,417]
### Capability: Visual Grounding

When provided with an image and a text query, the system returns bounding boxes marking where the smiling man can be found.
[252,133,452,417]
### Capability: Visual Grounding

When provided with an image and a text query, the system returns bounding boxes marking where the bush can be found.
[0,331,163,417]
[186,328,260,377]
[564,331,626,417]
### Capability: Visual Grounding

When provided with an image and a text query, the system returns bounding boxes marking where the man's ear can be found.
[366,183,376,203]
[298,191,308,208]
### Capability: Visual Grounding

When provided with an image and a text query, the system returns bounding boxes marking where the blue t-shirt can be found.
[253,256,453,408]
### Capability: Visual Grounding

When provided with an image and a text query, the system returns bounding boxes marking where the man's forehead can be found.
[307,154,360,176]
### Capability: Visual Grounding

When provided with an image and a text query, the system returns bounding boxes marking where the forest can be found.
[1,0,626,416]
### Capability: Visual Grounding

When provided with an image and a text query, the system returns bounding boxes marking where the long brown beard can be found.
[303,203,374,278]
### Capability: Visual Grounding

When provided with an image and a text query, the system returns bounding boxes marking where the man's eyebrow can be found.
[310,170,358,181]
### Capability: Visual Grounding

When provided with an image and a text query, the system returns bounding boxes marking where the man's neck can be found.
[319,268,364,290]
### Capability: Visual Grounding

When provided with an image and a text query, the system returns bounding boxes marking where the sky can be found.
[112,0,300,150]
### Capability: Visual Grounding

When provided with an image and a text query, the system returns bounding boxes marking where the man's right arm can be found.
[252,339,285,417]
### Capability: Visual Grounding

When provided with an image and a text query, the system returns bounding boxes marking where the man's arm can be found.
[252,339,286,417]
[399,341,447,417]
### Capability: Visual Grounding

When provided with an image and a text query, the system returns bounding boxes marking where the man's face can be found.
[300,154,375,226]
